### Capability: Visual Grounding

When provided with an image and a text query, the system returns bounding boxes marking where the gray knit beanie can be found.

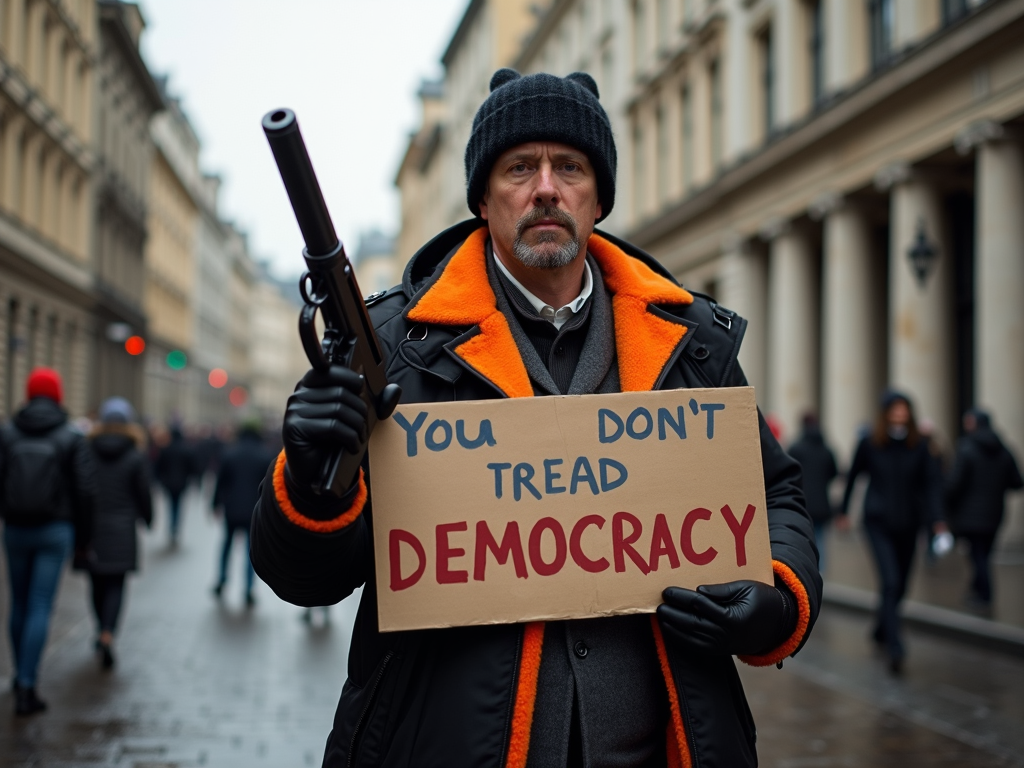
[465,69,616,222]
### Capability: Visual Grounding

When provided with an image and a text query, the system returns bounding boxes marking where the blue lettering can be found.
[513,462,542,501]
[456,418,497,449]
[689,398,699,416]
[487,462,512,499]
[599,458,628,492]
[393,411,428,457]
[598,409,624,444]
[570,456,600,495]
[658,407,686,440]
[424,419,453,451]
[700,403,726,438]
[625,407,653,440]
[544,458,566,495]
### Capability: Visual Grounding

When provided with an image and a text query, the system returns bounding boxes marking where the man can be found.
[154,424,195,547]
[0,367,97,715]
[946,409,1023,609]
[212,421,274,606]
[252,70,820,767]
[787,413,838,573]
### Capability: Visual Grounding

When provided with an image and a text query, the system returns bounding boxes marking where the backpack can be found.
[1,425,75,519]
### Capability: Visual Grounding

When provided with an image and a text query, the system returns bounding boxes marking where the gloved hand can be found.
[283,365,368,494]
[657,580,796,657]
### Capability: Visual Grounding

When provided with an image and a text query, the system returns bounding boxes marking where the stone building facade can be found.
[0,0,97,418]
[93,0,162,409]
[397,0,1024,542]
[144,85,200,424]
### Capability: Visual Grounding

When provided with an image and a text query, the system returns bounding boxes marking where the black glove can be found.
[657,580,797,657]
[282,365,368,498]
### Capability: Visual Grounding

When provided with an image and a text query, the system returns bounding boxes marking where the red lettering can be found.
[528,517,567,576]
[720,504,757,567]
[474,521,528,581]
[389,529,426,591]
[647,513,680,572]
[569,515,609,573]
[612,511,650,574]
[680,508,718,566]
[436,522,469,584]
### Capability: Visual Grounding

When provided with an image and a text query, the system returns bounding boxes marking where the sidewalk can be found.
[822,525,1024,653]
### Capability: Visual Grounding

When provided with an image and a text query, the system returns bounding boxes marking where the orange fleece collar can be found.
[405,226,694,396]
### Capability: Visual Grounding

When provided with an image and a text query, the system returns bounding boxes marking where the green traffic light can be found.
[166,350,187,370]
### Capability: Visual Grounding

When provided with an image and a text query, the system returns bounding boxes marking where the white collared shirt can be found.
[493,255,594,331]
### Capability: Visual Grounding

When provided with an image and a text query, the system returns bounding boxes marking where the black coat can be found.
[0,397,96,545]
[251,221,821,768]
[154,433,195,496]
[945,427,1023,535]
[788,428,838,523]
[841,432,942,532]
[213,431,275,526]
[88,428,153,574]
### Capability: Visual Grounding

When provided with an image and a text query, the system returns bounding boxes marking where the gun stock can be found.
[262,108,401,498]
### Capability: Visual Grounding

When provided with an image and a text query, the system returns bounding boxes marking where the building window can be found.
[656,103,668,205]
[869,0,894,70]
[759,25,774,138]
[710,59,723,169]
[634,121,646,217]
[681,83,693,191]
[942,0,969,24]
[808,0,824,107]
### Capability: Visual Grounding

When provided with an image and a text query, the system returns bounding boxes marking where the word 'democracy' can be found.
[369,388,771,632]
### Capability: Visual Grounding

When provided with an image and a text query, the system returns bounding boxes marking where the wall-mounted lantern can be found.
[907,218,938,287]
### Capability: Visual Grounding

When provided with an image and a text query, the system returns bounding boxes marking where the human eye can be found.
[509,162,531,174]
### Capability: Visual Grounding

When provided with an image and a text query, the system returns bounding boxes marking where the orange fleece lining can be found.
[505,622,545,768]
[651,616,693,768]
[272,450,367,534]
[738,560,812,667]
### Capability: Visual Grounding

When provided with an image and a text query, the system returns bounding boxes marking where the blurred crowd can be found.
[0,367,280,716]
[785,390,1022,675]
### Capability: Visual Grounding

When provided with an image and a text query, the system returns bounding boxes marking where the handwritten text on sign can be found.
[369,388,771,632]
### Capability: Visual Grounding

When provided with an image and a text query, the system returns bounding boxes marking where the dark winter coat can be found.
[213,430,275,527]
[788,427,838,523]
[251,221,821,768]
[945,427,1023,535]
[88,426,153,574]
[0,397,96,544]
[841,432,943,532]
[154,431,195,496]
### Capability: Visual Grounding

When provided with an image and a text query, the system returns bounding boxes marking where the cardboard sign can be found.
[368,387,771,633]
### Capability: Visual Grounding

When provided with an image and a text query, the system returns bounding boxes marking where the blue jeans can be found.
[218,521,255,593]
[3,521,74,688]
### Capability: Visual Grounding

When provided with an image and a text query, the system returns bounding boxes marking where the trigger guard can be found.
[299,304,330,372]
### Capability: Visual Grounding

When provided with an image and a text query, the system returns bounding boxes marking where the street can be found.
[1,488,1022,768]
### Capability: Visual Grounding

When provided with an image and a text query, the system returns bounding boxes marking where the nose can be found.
[532,163,560,207]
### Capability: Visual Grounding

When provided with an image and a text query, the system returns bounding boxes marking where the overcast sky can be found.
[138,0,467,279]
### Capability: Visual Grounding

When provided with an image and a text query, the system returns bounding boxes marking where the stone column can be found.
[717,234,768,397]
[879,163,956,443]
[765,219,820,444]
[818,195,881,465]
[959,122,1024,545]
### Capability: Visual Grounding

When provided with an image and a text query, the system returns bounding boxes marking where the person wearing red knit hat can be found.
[0,367,97,715]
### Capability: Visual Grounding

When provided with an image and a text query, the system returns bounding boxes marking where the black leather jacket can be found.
[252,220,821,768]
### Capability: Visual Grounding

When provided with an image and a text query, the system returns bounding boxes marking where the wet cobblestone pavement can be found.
[1,489,1022,767]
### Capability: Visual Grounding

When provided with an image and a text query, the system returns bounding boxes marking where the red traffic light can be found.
[125,336,145,355]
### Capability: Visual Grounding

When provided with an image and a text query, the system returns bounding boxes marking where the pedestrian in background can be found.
[212,421,274,607]
[839,390,946,674]
[945,409,1022,610]
[154,425,195,547]
[0,368,97,715]
[85,397,153,669]
[788,413,837,574]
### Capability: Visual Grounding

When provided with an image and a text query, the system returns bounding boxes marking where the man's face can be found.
[479,141,602,269]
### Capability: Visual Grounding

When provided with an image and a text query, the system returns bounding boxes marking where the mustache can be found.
[514,206,578,240]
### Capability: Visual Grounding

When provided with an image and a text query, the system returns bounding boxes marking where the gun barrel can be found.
[261,108,338,257]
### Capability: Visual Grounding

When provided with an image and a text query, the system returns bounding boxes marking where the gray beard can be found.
[511,231,580,269]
